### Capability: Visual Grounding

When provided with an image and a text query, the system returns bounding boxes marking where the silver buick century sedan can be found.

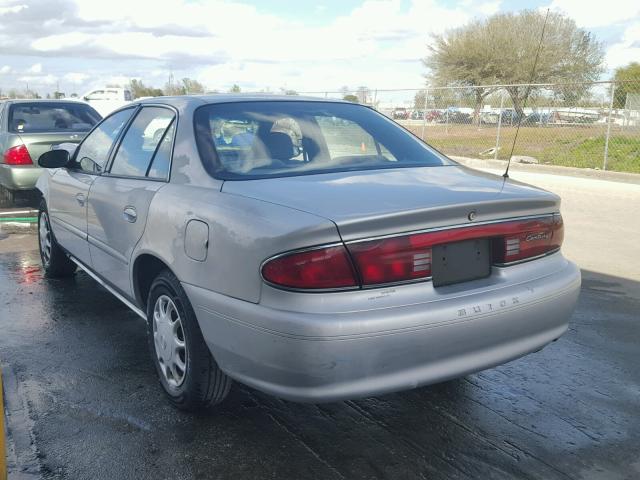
[36,95,581,411]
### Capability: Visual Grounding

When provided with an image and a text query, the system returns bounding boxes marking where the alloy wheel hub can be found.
[152,295,187,388]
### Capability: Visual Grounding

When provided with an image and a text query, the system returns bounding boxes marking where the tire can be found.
[38,200,76,277]
[0,184,16,207]
[147,269,231,411]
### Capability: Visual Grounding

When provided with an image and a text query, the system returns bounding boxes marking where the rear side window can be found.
[8,102,101,133]
[110,107,175,178]
[147,122,175,179]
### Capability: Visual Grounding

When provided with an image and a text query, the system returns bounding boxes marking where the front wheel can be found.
[38,200,76,277]
[147,270,231,411]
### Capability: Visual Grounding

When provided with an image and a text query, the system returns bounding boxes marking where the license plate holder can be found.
[432,238,491,287]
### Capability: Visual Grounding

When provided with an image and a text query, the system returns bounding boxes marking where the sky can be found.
[0,0,638,96]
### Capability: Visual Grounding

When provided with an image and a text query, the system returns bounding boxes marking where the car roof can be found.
[3,98,88,104]
[135,94,349,108]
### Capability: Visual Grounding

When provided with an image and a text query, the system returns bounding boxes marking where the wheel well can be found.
[133,254,170,308]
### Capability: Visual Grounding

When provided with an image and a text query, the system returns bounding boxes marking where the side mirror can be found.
[38,149,70,168]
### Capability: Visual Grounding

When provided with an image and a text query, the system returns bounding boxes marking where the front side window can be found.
[8,102,101,134]
[110,107,175,178]
[194,101,451,179]
[73,108,134,174]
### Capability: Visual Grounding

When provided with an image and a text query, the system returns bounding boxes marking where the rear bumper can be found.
[0,164,42,190]
[184,255,581,403]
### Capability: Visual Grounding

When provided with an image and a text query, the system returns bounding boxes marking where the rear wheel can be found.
[38,200,76,277]
[147,269,231,411]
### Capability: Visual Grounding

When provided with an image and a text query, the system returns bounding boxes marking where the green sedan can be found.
[0,99,101,206]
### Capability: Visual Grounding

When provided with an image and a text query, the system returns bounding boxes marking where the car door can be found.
[47,108,136,266]
[86,106,176,297]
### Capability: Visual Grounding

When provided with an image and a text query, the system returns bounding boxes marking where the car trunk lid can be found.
[222,166,560,241]
[14,132,84,165]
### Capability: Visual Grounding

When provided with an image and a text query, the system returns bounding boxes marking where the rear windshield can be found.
[8,102,101,134]
[194,101,452,179]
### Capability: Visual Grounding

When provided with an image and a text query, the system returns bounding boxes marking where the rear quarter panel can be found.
[134,184,341,303]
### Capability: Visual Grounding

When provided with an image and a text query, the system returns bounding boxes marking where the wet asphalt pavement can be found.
[1,167,640,480]
[0,239,637,480]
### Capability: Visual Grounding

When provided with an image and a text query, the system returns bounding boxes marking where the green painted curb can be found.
[0,217,37,223]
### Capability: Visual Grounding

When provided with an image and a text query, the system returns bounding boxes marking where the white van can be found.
[82,87,133,117]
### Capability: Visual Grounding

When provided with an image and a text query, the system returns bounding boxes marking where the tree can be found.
[425,10,604,118]
[356,86,370,104]
[163,77,206,96]
[613,62,640,109]
[129,79,163,98]
[228,84,241,93]
[343,94,359,103]
[424,20,499,123]
[181,78,205,95]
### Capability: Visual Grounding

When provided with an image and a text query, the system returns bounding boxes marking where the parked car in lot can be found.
[392,107,410,120]
[82,87,133,117]
[35,95,580,410]
[0,99,101,206]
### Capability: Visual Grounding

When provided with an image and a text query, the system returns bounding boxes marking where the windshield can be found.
[194,101,453,179]
[8,102,102,134]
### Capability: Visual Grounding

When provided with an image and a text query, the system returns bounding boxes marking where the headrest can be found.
[263,132,295,161]
[13,118,26,131]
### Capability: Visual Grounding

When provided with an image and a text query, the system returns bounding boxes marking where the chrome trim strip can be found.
[344,213,557,245]
[69,256,146,319]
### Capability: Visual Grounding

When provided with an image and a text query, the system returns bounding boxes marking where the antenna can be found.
[503,8,550,179]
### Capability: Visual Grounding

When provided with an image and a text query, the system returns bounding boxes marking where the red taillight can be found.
[349,215,564,286]
[348,235,433,285]
[4,144,33,165]
[492,214,564,264]
[261,245,358,290]
[262,215,564,290]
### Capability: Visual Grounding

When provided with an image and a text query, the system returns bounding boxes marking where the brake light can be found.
[262,215,564,291]
[261,245,358,290]
[4,144,33,165]
[492,214,563,264]
[348,235,433,285]
[348,215,564,286]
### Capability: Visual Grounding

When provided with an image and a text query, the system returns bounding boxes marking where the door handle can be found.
[75,193,86,206]
[123,206,137,223]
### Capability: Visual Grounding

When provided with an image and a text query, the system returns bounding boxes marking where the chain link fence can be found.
[299,81,640,174]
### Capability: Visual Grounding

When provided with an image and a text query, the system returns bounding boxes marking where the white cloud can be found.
[17,0,480,91]
[18,74,57,85]
[5,0,627,94]
[0,4,27,15]
[605,22,640,70]
[0,65,12,74]
[64,72,90,84]
[478,1,501,16]
[547,0,640,27]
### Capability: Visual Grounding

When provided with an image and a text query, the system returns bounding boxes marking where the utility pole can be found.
[494,92,506,161]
